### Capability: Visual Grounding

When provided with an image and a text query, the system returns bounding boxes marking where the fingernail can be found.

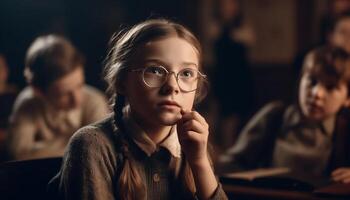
[181,109,185,114]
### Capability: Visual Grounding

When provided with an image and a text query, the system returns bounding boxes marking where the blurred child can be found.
[6,35,109,160]
[211,0,254,151]
[50,19,228,199]
[219,46,350,183]
[320,0,350,44]
[0,53,17,130]
[0,53,18,162]
[0,53,17,94]
[330,11,350,53]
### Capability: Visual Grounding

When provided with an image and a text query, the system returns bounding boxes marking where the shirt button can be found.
[153,173,160,182]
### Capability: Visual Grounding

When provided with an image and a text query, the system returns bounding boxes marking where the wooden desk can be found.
[223,184,347,200]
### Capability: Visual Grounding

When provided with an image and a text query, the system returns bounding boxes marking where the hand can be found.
[331,168,350,183]
[177,109,209,166]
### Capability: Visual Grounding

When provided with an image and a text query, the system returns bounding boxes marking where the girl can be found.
[219,46,350,183]
[51,19,228,200]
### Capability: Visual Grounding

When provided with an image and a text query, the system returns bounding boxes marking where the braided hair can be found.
[104,18,208,199]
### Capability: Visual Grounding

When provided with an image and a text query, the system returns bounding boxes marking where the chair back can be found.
[0,157,62,200]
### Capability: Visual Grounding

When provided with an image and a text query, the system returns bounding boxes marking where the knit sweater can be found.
[51,116,228,200]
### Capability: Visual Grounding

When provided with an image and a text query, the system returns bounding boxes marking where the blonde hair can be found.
[103,19,207,199]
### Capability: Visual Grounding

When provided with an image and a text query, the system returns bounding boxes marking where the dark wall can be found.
[0,0,199,90]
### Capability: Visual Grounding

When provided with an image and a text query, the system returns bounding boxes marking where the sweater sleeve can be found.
[58,125,118,200]
[207,183,228,200]
[217,101,286,172]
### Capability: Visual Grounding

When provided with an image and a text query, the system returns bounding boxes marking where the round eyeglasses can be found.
[131,65,206,92]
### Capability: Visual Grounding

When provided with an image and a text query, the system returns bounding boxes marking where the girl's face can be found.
[123,37,199,128]
[331,17,350,53]
[299,60,349,121]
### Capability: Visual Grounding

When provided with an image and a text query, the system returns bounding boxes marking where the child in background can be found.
[0,53,18,162]
[0,53,17,131]
[330,11,350,53]
[7,35,109,160]
[50,19,228,200]
[219,46,350,183]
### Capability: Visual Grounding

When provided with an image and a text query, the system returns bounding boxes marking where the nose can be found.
[161,72,180,94]
[70,89,82,108]
[311,83,325,99]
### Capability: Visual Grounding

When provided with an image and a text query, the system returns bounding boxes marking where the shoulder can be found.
[239,101,288,133]
[81,85,108,109]
[252,101,287,121]
[13,87,37,107]
[11,87,43,118]
[67,116,119,154]
[260,101,286,113]
[82,85,107,101]
[70,116,114,146]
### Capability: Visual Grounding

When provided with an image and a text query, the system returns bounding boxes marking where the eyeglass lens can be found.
[143,66,200,91]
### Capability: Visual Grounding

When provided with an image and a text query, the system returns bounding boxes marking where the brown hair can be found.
[302,45,350,97]
[104,19,208,199]
[24,35,84,92]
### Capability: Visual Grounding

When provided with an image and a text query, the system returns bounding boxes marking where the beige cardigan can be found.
[7,85,109,160]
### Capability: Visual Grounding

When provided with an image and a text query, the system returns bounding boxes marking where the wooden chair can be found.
[0,157,62,200]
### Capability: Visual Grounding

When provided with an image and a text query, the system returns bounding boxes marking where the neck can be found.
[144,126,172,144]
[131,112,172,144]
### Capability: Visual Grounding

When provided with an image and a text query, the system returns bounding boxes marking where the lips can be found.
[158,100,181,108]
[307,102,323,113]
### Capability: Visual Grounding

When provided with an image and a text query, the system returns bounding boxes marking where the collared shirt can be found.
[122,107,181,158]
[272,105,336,176]
[52,116,228,200]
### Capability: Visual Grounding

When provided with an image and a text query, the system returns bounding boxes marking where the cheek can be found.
[326,92,348,111]
[181,93,196,110]
[56,96,70,107]
[126,84,155,109]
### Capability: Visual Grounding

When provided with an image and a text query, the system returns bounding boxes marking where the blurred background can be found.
[0,0,339,153]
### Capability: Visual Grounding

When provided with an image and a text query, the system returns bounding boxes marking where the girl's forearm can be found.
[190,157,218,200]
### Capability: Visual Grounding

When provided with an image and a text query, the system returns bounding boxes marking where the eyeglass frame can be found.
[129,65,207,92]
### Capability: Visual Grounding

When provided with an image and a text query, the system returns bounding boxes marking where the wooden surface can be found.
[223,184,347,200]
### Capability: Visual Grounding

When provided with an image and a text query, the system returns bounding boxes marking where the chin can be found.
[305,112,324,122]
[157,113,182,126]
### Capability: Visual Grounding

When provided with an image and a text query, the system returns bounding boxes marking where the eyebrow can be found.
[144,58,198,68]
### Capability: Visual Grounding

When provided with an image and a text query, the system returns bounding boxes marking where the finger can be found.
[332,171,350,182]
[343,177,350,184]
[178,130,202,142]
[178,109,190,125]
[181,119,207,134]
[180,108,188,115]
[181,111,208,128]
[332,168,349,177]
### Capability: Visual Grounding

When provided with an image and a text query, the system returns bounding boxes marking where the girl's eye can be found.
[179,69,196,78]
[145,66,166,76]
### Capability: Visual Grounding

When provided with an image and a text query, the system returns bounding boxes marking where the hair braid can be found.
[113,94,146,200]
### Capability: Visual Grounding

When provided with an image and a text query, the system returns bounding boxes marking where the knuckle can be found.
[189,119,196,126]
